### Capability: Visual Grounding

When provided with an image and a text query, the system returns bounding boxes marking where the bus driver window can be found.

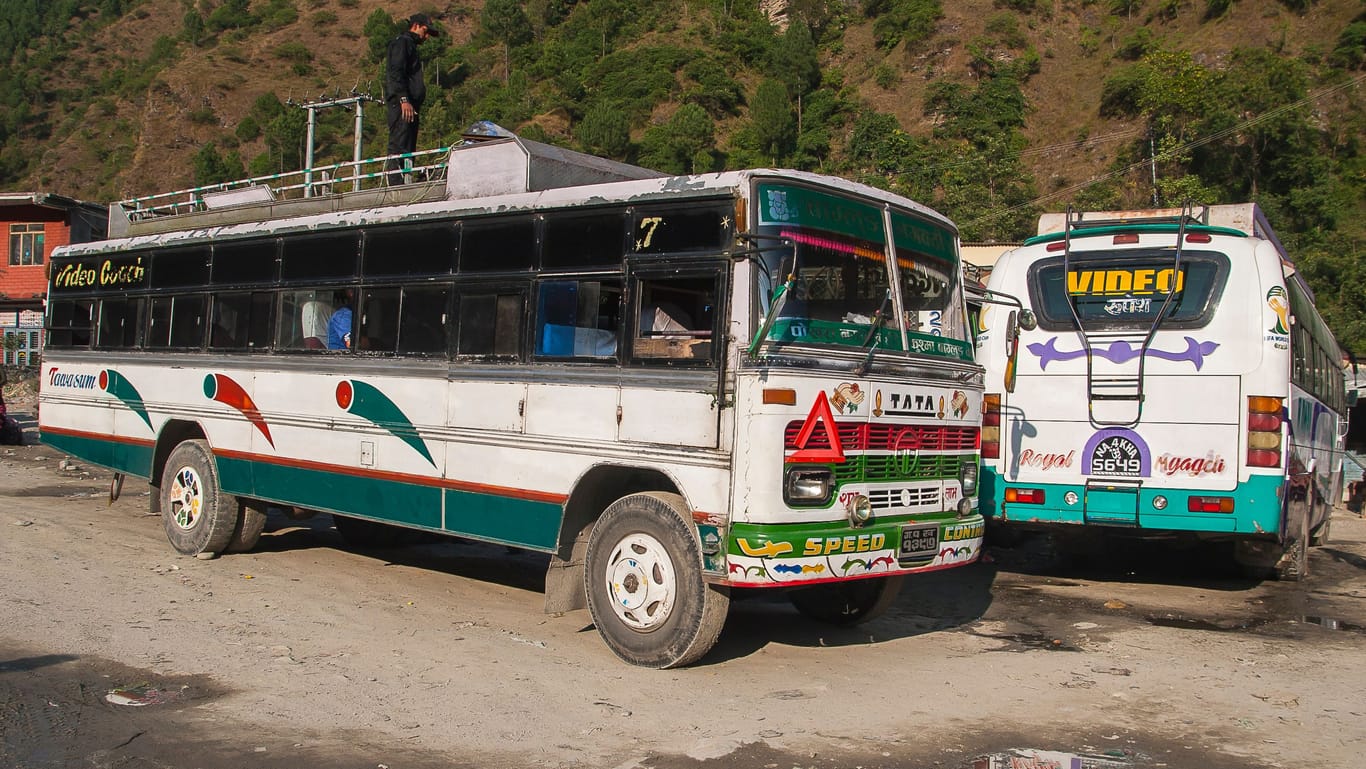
[633,276,714,360]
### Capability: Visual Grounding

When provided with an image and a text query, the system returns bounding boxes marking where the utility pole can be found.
[289,87,382,196]
[1149,129,1160,207]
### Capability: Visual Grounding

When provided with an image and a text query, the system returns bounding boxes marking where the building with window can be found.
[0,192,107,366]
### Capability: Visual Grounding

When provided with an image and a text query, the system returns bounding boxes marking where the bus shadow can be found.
[255,511,553,593]
[981,530,1271,591]
[704,562,998,664]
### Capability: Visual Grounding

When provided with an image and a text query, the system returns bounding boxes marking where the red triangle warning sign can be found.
[787,391,847,464]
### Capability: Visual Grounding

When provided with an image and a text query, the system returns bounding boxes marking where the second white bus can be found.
[977,204,1345,579]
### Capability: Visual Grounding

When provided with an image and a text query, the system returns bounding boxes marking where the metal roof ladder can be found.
[1060,202,1200,428]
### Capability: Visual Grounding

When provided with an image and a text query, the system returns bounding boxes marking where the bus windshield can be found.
[753,183,968,361]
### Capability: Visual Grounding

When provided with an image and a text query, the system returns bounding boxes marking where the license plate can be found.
[899,523,939,560]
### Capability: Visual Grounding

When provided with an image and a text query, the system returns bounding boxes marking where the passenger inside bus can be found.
[300,292,333,349]
[327,289,354,350]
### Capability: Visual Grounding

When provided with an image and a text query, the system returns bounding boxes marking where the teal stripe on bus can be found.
[217,454,563,552]
[444,488,561,551]
[981,469,1285,535]
[41,429,154,478]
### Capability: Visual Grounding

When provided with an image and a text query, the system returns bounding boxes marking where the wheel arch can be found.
[148,419,208,514]
[543,463,686,615]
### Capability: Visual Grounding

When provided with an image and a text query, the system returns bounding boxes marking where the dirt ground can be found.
[1,378,1364,769]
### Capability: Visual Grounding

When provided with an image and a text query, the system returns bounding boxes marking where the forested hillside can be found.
[1,0,1363,349]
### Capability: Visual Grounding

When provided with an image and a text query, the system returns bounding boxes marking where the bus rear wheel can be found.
[788,575,904,626]
[226,501,268,553]
[1276,490,1314,582]
[161,439,236,557]
[585,492,729,669]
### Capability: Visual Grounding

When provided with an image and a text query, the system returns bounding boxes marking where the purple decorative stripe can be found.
[1026,336,1220,371]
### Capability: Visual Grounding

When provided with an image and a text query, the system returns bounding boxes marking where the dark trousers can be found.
[386,99,419,185]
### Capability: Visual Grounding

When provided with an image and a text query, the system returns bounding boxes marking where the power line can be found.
[964,71,1366,231]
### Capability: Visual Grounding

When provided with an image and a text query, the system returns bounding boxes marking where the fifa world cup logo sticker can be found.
[1266,286,1289,335]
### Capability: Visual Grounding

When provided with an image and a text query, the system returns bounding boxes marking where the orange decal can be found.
[787,391,847,464]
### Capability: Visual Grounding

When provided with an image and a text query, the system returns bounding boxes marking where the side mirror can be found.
[1004,310,1020,394]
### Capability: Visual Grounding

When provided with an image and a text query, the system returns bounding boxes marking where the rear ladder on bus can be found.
[1060,203,1205,428]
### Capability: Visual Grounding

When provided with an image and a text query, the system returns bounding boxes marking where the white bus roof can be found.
[85,132,956,255]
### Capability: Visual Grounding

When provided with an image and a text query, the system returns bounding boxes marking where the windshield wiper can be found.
[854,289,891,376]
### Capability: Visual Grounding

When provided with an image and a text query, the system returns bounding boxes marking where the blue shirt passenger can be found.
[327,306,353,350]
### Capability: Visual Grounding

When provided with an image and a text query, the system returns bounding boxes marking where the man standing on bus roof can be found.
[385,12,439,186]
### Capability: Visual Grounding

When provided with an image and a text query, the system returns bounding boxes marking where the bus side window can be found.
[274,290,334,351]
[97,297,145,349]
[47,300,94,348]
[148,295,207,350]
[359,288,401,353]
[396,285,450,355]
[632,275,715,361]
[535,280,621,359]
[211,292,273,350]
[456,291,524,359]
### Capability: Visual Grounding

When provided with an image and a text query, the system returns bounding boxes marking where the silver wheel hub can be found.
[605,532,677,632]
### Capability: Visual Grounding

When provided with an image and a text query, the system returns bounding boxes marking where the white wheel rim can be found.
[169,466,203,531]
[604,532,678,632]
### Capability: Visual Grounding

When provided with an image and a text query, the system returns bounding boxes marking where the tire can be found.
[788,575,905,626]
[1275,492,1311,582]
[161,440,236,557]
[585,492,730,669]
[226,501,268,553]
[1310,513,1332,548]
[1232,538,1277,581]
[332,514,424,548]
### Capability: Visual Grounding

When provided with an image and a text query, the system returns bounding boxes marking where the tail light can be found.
[982,393,1001,459]
[1004,487,1045,504]
[1247,396,1282,468]
[1189,496,1234,513]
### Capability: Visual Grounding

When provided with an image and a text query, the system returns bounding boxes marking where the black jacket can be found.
[385,30,426,109]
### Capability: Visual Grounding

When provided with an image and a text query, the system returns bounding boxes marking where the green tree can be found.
[206,0,255,33]
[482,0,533,82]
[182,8,207,46]
[192,142,244,186]
[750,78,794,163]
[638,104,715,174]
[363,9,398,62]
[577,102,632,160]
[771,20,820,135]
[867,0,943,50]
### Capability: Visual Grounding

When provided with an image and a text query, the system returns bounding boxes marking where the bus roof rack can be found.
[109,122,665,238]
[1037,203,1279,242]
[1037,205,1210,234]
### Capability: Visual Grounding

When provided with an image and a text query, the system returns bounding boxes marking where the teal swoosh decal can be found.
[100,369,152,431]
[335,379,436,467]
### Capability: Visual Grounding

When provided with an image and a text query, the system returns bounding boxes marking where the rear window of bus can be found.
[1027,250,1229,330]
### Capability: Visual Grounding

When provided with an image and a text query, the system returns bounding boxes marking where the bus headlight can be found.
[848,494,873,527]
[784,467,833,506]
[959,461,978,495]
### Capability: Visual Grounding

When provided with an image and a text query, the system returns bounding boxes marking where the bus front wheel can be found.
[585,492,730,669]
[160,439,236,558]
[788,575,904,626]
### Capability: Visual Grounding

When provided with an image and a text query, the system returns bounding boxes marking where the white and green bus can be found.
[40,133,988,666]
[977,204,1346,579]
